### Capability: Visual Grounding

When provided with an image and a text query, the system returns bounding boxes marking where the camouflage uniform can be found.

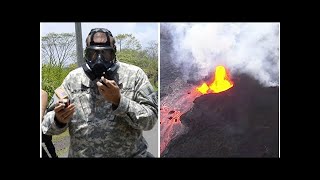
[42,61,158,157]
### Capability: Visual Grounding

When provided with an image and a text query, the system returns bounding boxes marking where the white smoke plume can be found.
[163,23,279,87]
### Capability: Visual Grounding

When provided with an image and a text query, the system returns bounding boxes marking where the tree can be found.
[145,40,158,60]
[41,33,76,67]
[115,34,142,52]
[114,34,127,52]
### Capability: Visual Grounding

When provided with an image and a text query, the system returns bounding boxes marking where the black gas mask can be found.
[82,28,119,81]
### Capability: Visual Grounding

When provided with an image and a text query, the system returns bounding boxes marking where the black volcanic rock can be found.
[162,74,279,157]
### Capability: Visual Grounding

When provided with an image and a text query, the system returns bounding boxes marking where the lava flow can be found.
[196,65,234,94]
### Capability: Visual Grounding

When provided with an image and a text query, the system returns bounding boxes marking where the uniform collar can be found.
[80,68,95,88]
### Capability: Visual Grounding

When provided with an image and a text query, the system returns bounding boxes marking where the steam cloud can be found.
[163,23,279,87]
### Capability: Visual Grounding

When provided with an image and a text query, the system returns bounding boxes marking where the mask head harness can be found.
[82,28,119,81]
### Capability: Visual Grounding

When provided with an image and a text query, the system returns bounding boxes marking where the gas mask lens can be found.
[85,48,114,62]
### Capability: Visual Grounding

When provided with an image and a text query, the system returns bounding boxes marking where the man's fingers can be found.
[60,104,75,115]
[111,81,117,86]
[97,81,105,88]
[97,77,121,105]
[101,77,118,87]
[102,77,117,89]
[97,82,107,94]
[97,81,110,91]
[65,104,75,110]
[101,77,111,87]
[65,109,75,119]
[57,105,75,121]
[54,103,65,112]
[63,107,75,120]
[105,80,117,88]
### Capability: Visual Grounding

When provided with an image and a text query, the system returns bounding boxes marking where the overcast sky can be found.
[40,23,159,49]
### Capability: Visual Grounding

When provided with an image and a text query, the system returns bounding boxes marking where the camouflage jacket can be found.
[42,61,158,157]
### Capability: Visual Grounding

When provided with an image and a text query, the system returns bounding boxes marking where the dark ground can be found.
[162,74,279,157]
[160,24,279,157]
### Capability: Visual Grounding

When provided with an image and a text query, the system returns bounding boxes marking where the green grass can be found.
[56,145,69,157]
[52,129,69,142]
[52,129,70,157]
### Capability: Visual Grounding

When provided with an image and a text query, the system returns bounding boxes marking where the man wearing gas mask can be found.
[41,28,158,157]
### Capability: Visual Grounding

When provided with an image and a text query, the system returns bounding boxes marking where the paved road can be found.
[143,121,159,157]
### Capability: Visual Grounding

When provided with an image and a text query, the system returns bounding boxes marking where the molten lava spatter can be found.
[196,65,234,94]
[196,83,209,94]
[210,66,233,93]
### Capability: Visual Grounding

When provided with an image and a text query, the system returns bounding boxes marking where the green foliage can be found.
[42,63,77,100]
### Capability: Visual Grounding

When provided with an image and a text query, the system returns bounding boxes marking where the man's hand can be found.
[97,76,121,106]
[54,99,75,124]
